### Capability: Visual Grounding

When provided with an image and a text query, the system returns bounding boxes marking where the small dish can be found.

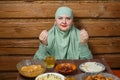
[75,73,120,80]
[16,59,46,78]
[79,62,105,73]
[55,63,76,74]
[35,72,65,80]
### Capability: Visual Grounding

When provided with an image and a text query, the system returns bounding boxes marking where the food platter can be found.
[35,72,65,80]
[79,62,105,73]
[75,73,120,80]
[55,63,76,74]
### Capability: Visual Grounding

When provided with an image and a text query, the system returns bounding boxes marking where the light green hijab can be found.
[34,6,93,60]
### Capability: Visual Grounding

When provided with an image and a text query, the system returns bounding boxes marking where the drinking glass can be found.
[45,56,55,68]
[65,76,76,80]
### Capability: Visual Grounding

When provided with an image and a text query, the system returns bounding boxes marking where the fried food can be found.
[20,64,44,77]
[85,74,113,80]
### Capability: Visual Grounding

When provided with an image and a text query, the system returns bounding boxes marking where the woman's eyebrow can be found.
[66,16,71,18]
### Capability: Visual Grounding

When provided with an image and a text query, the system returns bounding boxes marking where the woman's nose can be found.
[62,19,66,24]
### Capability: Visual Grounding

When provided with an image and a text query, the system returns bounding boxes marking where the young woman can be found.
[34,6,93,60]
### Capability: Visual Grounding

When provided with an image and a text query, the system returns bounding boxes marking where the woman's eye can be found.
[66,17,71,20]
[58,17,63,20]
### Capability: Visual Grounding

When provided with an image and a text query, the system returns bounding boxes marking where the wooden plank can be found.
[0,1,120,18]
[0,56,32,71]
[0,55,120,71]
[76,19,120,37]
[0,72,17,80]
[0,38,119,54]
[0,39,39,47]
[89,38,120,53]
[0,19,53,38]
[0,47,37,55]
[0,0,115,2]
[94,54,120,68]
[0,19,120,38]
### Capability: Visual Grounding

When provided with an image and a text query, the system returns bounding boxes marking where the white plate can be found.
[75,73,120,80]
[35,72,65,80]
[79,62,105,73]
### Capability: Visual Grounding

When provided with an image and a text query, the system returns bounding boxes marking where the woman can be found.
[34,6,93,60]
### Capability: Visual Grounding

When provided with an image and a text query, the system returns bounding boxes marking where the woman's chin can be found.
[60,28,70,32]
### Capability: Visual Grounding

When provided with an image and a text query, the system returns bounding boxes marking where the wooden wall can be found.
[0,0,120,80]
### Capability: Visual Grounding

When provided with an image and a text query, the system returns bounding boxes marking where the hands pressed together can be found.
[39,29,89,45]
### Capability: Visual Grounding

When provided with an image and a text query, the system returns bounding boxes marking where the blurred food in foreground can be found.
[35,73,65,80]
[16,59,46,78]
[85,74,113,80]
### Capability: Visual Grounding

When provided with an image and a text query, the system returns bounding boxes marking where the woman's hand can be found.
[39,30,48,45]
[80,29,89,44]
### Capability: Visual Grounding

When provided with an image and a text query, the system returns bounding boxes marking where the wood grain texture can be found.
[0,19,120,38]
[0,1,120,80]
[0,38,120,54]
[0,47,37,55]
[0,56,32,71]
[0,72,17,80]
[0,1,120,18]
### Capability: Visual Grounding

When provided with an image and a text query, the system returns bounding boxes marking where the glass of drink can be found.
[45,56,55,68]
[65,76,76,80]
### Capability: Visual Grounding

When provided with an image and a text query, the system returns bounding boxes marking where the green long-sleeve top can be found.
[34,25,93,60]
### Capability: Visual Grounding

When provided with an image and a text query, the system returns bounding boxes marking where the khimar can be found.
[34,6,93,60]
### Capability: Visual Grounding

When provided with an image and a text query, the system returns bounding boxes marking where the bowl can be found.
[79,62,105,73]
[55,63,76,74]
[16,59,46,78]
[35,72,65,80]
[75,73,120,80]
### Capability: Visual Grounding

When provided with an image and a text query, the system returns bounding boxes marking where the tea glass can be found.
[65,76,76,80]
[45,56,55,68]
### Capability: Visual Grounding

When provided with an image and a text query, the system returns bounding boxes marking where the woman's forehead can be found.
[57,14,71,18]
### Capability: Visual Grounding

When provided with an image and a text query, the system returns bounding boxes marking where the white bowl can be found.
[35,72,65,80]
[75,73,120,80]
[79,62,105,73]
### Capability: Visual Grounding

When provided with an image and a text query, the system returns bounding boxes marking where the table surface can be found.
[17,58,113,80]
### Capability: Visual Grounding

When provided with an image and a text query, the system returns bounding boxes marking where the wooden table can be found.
[16,58,113,80]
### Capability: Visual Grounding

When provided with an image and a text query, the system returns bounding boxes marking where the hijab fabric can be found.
[34,6,93,60]
[55,6,73,19]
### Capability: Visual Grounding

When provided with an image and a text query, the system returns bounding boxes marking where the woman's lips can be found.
[61,25,67,27]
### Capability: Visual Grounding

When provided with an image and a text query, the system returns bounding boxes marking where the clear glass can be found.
[45,56,55,68]
[65,76,76,80]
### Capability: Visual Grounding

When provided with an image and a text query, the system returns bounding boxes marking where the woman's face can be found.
[55,15,73,32]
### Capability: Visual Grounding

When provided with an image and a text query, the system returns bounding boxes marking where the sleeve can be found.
[33,43,49,60]
[79,43,93,60]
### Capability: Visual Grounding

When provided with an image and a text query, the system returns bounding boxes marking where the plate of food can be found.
[75,73,120,80]
[16,59,46,78]
[35,72,65,80]
[55,63,77,74]
[79,62,105,73]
